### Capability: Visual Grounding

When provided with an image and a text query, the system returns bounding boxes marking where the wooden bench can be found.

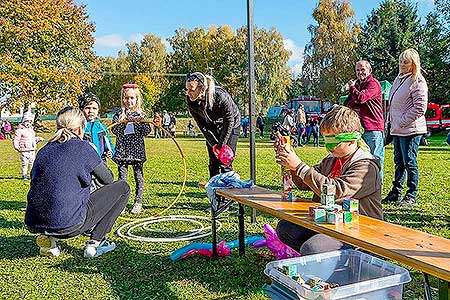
[199,183,450,300]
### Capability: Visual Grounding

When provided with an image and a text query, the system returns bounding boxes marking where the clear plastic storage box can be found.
[264,249,411,300]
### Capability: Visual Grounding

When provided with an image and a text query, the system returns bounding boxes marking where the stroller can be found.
[269,122,298,147]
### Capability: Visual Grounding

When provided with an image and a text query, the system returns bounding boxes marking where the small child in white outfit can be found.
[13,112,44,180]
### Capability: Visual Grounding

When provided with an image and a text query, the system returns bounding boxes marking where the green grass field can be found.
[1,128,449,300]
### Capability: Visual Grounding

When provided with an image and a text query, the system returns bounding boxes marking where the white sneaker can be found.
[36,234,61,257]
[130,202,142,214]
[84,240,116,258]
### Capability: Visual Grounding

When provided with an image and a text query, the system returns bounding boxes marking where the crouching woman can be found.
[25,107,130,258]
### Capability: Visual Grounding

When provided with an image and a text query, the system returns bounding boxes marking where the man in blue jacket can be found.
[78,92,115,161]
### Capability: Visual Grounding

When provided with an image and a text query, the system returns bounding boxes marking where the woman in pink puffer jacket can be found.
[383,49,428,207]
[13,112,44,180]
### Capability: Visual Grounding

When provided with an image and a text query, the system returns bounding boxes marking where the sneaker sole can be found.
[84,242,116,258]
[39,247,61,257]
[130,203,143,214]
[382,197,402,204]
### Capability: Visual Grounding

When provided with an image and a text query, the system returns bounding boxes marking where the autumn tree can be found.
[167,25,291,113]
[236,26,291,112]
[358,0,420,82]
[301,0,360,101]
[91,52,132,111]
[166,26,242,112]
[286,75,308,100]
[417,12,450,103]
[0,0,100,113]
[92,34,168,113]
[134,75,160,114]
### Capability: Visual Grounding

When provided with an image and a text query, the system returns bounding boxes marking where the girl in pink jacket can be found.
[13,112,44,180]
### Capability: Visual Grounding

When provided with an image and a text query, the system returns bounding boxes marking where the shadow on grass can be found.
[0,199,26,211]
[53,231,271,299]
[162,200,210,212]
[417,146,450,153]
[0,176,24,180]
[384,207,450,230]
[0,234,39,259]
[155,191,206,199]
[0,231,86,260]
[0,216,24,229]
[134,202,209,213]
[149,181,200,188]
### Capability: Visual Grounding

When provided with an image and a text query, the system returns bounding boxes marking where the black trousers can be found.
[258,125,264,137]
[41,180,131,241]
[207,127,240,178]
[118,162,144,204]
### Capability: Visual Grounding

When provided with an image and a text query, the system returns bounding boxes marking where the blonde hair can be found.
[119,85,143,120]
[48,107,86,143]
[204,74,215,109]
[319,105,362,134]
[399,48,422,81]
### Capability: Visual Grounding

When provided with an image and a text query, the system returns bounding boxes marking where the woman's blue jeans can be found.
[391,135,421,198]
[296,123,304,145]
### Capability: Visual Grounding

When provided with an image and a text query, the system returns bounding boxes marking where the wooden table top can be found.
[215,185,450,282]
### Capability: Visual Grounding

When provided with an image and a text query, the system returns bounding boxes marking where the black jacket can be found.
[111,111,151,163]
[186,87,240,148]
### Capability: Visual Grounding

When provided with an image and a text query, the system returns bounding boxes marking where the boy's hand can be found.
[276,144,302,170]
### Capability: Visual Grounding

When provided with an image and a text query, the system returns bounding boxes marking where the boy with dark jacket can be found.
[276,105,382,255]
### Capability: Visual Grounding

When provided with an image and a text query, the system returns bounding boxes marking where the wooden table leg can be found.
[238,203,245,256]
[439,279,450,300]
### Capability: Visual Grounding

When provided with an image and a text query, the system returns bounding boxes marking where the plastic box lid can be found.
[264,249,411,300]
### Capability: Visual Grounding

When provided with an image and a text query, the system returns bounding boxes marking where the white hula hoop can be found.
[116,215,221,243]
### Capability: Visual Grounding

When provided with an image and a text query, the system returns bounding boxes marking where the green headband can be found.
[323,132,362,151]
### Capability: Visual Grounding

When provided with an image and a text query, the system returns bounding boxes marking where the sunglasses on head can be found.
[186,73,205,86]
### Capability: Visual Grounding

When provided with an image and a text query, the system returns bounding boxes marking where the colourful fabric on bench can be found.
[205,171,254,211]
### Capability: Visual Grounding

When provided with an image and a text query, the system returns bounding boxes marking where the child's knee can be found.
[300,234,345,255]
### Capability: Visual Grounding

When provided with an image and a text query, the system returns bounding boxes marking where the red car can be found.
[425,103,450,137]
[440,104,450,130]
[426,103,442,136]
